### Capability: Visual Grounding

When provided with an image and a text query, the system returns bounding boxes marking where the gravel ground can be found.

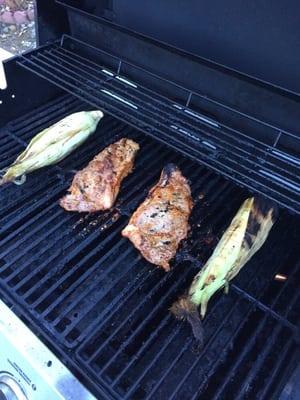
[0,0,36,55]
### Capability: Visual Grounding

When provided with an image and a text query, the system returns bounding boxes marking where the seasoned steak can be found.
[60,138,139,212]
[122,164,193,271]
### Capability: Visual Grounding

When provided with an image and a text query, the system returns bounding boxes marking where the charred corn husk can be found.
[171,196,277,339]
[0,110,104,185]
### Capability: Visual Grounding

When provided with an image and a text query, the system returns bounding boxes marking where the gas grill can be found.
[0,1,299,399]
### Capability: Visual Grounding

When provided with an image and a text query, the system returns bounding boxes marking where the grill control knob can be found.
[0,374,27,400]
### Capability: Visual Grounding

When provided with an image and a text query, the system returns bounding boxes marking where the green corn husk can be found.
[0,110,104,185]
[171,196,277,341]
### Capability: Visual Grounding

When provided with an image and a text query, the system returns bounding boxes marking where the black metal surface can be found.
[36,0,70,46]
[0,94,299,399]
[0,57,64,126]
[56,0,300,93]
[16,35,300,215]
[55,0,300,134]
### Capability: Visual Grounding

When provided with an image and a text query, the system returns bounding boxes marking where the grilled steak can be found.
[60,138,139,212]
[122,164,193,271]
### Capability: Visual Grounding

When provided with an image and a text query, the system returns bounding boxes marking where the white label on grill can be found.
[101,89,138,109]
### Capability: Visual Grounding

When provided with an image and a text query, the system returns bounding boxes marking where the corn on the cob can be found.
[0,110,104,185]
[171,196,277,340]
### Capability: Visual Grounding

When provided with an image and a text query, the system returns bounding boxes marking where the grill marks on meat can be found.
[60,138,139,212]
[122,164,193,271]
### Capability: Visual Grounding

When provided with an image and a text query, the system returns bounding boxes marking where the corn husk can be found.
[0,110,104,185]
[171,196,277,340]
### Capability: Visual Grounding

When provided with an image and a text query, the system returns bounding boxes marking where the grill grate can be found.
[0,94,299,399]
[17,35,300,215]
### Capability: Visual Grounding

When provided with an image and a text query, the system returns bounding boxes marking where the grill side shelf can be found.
[17,35,300,215]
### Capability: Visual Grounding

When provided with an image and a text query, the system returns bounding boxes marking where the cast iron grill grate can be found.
[17,35,300,215]
[0,94,299,399]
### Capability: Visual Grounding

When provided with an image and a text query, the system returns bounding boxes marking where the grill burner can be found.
[0,94,299,399]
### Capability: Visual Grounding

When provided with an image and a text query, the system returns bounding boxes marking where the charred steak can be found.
[122,164,193,271]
